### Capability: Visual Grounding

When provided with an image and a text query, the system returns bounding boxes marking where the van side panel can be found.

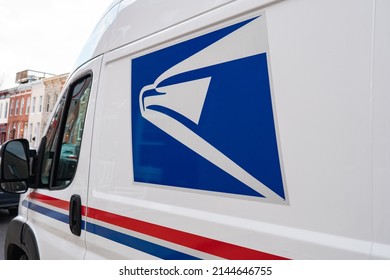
[372,0,390,259]
[85,0,378,259]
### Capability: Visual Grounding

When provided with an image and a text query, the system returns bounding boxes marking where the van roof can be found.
[73,0,122,70]
[73,0,238,71]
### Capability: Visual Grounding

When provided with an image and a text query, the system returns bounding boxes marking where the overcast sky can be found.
[0,0,114,90]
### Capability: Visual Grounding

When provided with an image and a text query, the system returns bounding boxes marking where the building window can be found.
[29,123,33,142]
[0,103,3,119]
[26,97,30,114]
[32,97,36,113]
[10,100,14,116]
[39,96,43,113]
[15,100,19,116]
[23,122,28,139]
[7,124,11,140]
[37,122,41,142]
[17,122,21,138]
[46,95,51,112]
[20,98,25,115]
[4,102,8,118]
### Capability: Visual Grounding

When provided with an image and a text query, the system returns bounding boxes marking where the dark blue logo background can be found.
[131,17,285,200]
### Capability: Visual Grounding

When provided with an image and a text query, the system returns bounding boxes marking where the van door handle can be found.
[69,194,82,236]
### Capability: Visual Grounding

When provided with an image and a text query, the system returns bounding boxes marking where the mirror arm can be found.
[34,136,47,189]
[28,149,38,188]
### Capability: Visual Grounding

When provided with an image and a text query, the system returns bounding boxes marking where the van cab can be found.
[1,0,390,259]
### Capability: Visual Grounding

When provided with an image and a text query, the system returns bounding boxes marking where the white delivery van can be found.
[1,0,390,260]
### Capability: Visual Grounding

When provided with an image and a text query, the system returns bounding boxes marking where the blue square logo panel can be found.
[131,15,286,203]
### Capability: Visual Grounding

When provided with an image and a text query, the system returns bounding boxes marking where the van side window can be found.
[40,75,92,188]
[41,93,67,185]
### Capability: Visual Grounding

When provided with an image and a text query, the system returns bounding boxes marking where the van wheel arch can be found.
[5,219,40,260]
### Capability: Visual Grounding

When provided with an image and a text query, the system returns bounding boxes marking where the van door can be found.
[22,56,102,259]
[85,0,376,259]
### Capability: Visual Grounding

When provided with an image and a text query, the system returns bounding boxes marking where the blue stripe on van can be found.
[22,200,199,260]
[85,222,199,260]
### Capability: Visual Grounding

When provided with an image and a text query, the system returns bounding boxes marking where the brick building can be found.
[0,71,68,146]
[7,84,31,141]
[0,89,10,143]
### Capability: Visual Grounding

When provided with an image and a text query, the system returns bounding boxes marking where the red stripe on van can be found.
[29,192,87,216]
[29,192,287,260]
[87,207,287,260]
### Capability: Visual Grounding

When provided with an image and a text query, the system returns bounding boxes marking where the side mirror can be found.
[0,139,30,194]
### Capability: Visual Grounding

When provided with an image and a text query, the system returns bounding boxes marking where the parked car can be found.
[0,189,19,216]
[0,144,20,216]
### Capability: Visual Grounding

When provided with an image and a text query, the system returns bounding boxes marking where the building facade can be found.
[42,74,68,132]
[7,85,31,142]
[28,80,45,148]
[0,72,68,147]
[0,89,10,144]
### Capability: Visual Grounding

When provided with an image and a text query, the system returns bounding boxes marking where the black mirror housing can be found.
[0,139,30,194]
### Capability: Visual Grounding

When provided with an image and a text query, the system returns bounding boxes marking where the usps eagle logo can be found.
[131,15,287,204]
